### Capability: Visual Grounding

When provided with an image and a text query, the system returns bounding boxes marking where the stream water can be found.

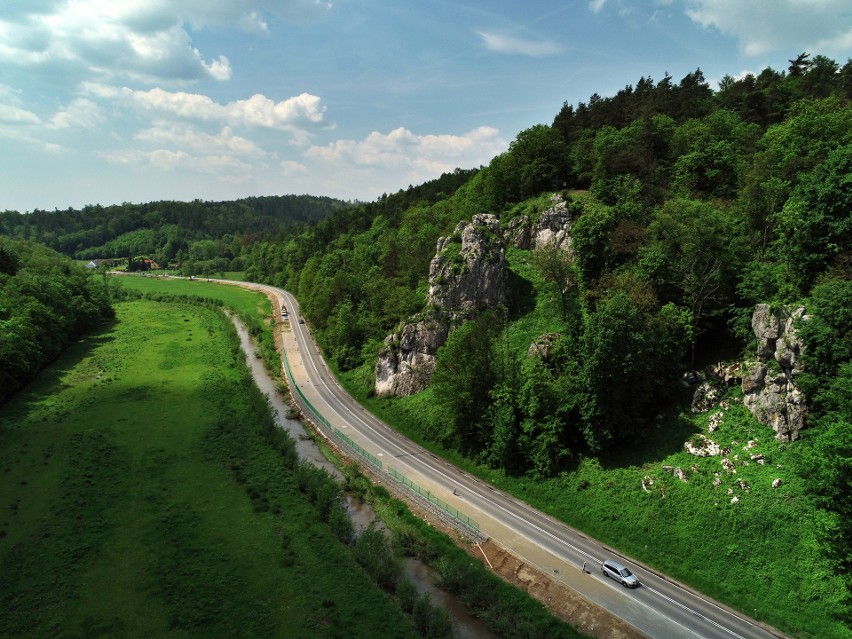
[230,315,500,639]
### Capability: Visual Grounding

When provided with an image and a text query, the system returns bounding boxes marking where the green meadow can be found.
[116,274,265,318]
[0,300,417,639]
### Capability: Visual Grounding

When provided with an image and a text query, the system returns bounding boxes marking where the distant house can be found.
[143,259,160,270]
[85,259,117,270]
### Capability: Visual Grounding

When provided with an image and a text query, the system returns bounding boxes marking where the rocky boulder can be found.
[527,333,562,361]
[532,193,574,251]
[503,215,531,249]
[376,214,509,397]
[742,304,808,442]
[374,313,451,397]
[428,213,508,312]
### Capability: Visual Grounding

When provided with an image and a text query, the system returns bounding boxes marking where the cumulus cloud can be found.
[82,83,328,136]
[0,104,42,126]
[134,125,264,156]
[685,0,852,56]
[49,98,104,130]
[0,1,330,83]
[304,126,507,198]
[477,31,562,57]
[99,147,252,174]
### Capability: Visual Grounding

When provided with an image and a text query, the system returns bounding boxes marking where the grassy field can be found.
[0,300,417,639]
[116,274,266,318]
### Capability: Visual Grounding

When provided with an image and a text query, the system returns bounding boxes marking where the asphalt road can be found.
[240,281,787,639]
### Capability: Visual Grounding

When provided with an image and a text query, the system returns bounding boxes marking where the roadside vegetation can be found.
[112,271,589,639]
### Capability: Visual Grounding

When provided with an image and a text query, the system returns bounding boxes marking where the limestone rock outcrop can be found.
[532,193,574,251]
[374,313,451,397]
[428,214,508,312]
[503,193,575,251]
[503,215,531,250]
[375,214,509,397]
[742,304,808,441]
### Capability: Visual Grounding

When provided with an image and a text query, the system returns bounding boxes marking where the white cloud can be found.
[0,1,329,84]
[98,147,252,174]
[589,0,608,13]
[134,124,265,156]
[0,104,42,126]
[82,83,328,137]
[685,0,852,57]
[304,126,507,198]
[477,31,562,57]
[49,98,104,129]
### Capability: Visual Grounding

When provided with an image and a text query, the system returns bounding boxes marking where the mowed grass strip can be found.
[116,274,269,320]
[0,300,416,639]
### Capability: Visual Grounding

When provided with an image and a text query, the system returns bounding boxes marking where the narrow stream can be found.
[230,315,500,639]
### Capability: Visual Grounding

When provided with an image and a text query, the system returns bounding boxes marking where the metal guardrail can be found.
[387,467,483,539]
[280,335,485,541]
[281,347,383,470]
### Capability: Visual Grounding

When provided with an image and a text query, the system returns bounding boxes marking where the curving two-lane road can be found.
[238,281,786,639]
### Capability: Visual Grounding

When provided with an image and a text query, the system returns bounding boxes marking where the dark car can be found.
[601,559,639,588]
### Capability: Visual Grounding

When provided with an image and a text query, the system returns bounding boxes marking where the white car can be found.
[602,560,639,588]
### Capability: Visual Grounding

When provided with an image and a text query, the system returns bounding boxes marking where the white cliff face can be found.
[503,193,576,251]
[428,214,508,313]
[374,214,508,397]
[742,304,808,442]
[532,193,574,252]
[374,314,451,397]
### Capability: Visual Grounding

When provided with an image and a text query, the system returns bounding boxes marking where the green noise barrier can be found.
[280,334,484,540]
[282,347,382,470]
[387,467,481,535]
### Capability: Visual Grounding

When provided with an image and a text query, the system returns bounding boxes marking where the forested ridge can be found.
[0,194,351,271]
[241,53,852,629]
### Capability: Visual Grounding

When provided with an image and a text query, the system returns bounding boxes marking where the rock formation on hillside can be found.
[742,304,808,442]
[374,312,451,397]
[375,214,508,397]
[532,193,574,251]
[503,193,575,251]
[428,214,508,312]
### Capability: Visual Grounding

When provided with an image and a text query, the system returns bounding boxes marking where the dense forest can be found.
[0,237,114,404]
[241,53,851,611]
[0,194,351,274]
[243,52,850,452]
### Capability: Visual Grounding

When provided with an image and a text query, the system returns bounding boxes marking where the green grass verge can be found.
[115,274,268,319]
[0,300,417,639]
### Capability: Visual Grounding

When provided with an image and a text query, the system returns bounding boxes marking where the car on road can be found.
[601,560,639,588]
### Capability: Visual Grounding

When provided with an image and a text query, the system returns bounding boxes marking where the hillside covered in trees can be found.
[0,237,114,404]
[0,195,351,274]
[242,53,852,629]
[244,53,850,451]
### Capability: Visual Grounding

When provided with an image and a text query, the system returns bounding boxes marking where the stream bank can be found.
[230,312,501,639]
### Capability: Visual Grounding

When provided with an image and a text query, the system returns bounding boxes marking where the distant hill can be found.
[0,194,353,267]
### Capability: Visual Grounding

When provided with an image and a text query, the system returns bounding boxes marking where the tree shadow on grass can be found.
[1,319,118,420]
[598,404,703,471]
[507,268,535,320]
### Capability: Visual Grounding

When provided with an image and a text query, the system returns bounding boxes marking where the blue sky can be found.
[1,0,850,212]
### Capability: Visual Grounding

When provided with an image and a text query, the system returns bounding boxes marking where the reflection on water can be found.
[232,314,500,638]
